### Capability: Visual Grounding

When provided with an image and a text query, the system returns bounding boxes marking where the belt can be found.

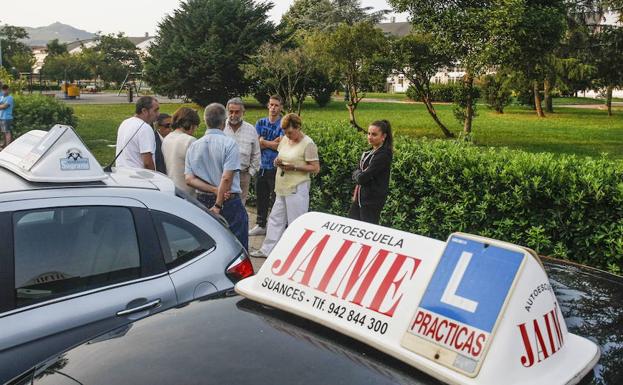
[197,192,240,201]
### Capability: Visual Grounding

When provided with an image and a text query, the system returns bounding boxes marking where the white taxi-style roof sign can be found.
[0,125,107,183]
[236,212,599,385]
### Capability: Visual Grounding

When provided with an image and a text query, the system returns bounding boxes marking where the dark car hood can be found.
[26,258,623,385]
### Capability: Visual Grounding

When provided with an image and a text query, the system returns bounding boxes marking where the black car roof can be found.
[30,295,442,385]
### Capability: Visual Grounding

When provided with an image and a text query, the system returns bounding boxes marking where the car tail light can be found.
[226,251,254,283]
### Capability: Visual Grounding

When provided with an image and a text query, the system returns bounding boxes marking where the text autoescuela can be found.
[321,221,404,249]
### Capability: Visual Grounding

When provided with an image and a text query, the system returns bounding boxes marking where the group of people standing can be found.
[114,94,394,258]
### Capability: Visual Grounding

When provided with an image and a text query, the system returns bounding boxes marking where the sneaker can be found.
[249,249,267,258]
[248,225,266,236]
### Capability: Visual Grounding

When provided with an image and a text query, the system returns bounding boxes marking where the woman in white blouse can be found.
[162,107,199,197]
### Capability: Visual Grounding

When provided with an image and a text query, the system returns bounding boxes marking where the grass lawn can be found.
[552,97,623,105]
[72,99,623,166]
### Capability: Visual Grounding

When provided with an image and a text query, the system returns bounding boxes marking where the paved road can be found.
[40,91,185,104]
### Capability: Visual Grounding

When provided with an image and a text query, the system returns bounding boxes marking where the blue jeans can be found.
[198,194,249,250]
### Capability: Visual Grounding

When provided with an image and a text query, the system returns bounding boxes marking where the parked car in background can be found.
[0,126,253,383]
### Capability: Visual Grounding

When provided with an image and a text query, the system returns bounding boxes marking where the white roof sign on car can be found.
[0,125,107,183]
[236,212,600,385]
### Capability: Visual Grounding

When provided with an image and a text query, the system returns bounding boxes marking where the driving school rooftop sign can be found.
[236,212,599,385]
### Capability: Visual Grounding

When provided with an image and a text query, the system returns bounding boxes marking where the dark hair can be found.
[135,96,157,114]
[1,85,9,91]
[269,94,283,106]
[172,107,200,131]
[156,113,171,126]
[281,113,302,130]
[371,120,393,152]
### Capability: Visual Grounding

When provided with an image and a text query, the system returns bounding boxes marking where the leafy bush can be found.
[13,94,77,135]
[312,89,333,107]
[305,124,623,273]
[481,73,513,113]
[406,82,482,105]
[406,83,458,102]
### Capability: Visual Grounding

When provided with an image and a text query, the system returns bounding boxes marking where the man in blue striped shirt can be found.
[185,103,248,249]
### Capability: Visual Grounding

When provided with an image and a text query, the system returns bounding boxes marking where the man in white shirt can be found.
[223,97,260,205]
[115,96,160,170]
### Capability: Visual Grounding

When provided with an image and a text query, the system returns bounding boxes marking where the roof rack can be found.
[0,125,107,183]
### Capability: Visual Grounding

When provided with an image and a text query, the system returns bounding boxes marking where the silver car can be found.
[0,126,253,383]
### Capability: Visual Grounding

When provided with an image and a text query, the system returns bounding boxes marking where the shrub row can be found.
[13,94,77,135]
[305,124,623,274]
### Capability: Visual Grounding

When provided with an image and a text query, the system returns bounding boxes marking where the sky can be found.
[2,0,407,37]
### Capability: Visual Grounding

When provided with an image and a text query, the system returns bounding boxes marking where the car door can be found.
[0,196,177,383]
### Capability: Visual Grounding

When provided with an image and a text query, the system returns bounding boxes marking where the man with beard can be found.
[224,97,260,205]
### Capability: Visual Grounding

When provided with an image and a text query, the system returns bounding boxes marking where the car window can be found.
[152,211,215,269]
[13,206,141,308]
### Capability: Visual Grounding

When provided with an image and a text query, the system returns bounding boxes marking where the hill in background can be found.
[22,22,96,46]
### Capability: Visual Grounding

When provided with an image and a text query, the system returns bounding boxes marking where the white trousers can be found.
[260,181,310,255]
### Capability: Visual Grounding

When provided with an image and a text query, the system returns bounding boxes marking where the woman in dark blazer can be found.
[348,120,393,224]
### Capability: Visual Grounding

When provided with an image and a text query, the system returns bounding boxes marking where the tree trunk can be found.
[544,78,553,113]
[463,74,474,136]
[422,95,454,138]
[533,81,545,118]
[606,85,613,116]
[347,103,363,131]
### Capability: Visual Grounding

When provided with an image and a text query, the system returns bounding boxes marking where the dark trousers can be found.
[198,194,249,250]
[255,168,276,228]
[348,201,384,225]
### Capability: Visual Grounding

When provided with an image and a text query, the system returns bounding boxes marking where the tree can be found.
[389,0,523,135]
[592,26,623,115]
[145,0,275,106]
[311,22,390,131]
[92,33,142,84]
[245,40,334,114]
[46,39,68,57]
[503,0,567,117]
[0,23,31,71]
[282,0,389,34]
[9,51,35,72]
[392,33,454,138]
[41,53,90,82]
[481,71,513,114]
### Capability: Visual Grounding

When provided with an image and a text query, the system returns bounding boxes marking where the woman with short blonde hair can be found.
[250,113,320,258]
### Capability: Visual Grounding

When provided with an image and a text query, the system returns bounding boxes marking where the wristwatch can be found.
[214,203,223,210]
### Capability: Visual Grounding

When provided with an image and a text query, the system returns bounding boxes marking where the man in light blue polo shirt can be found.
[0,84,14,147]
[185,103,248,249]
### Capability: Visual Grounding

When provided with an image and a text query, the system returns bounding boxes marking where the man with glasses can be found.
[153,113,172,174]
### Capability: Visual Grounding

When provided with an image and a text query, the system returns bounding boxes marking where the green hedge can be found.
[13,94,77,135]
[306,124,623,274]
[406,83,481,103]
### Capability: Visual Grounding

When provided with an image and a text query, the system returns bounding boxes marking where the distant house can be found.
[376,21,467,93]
